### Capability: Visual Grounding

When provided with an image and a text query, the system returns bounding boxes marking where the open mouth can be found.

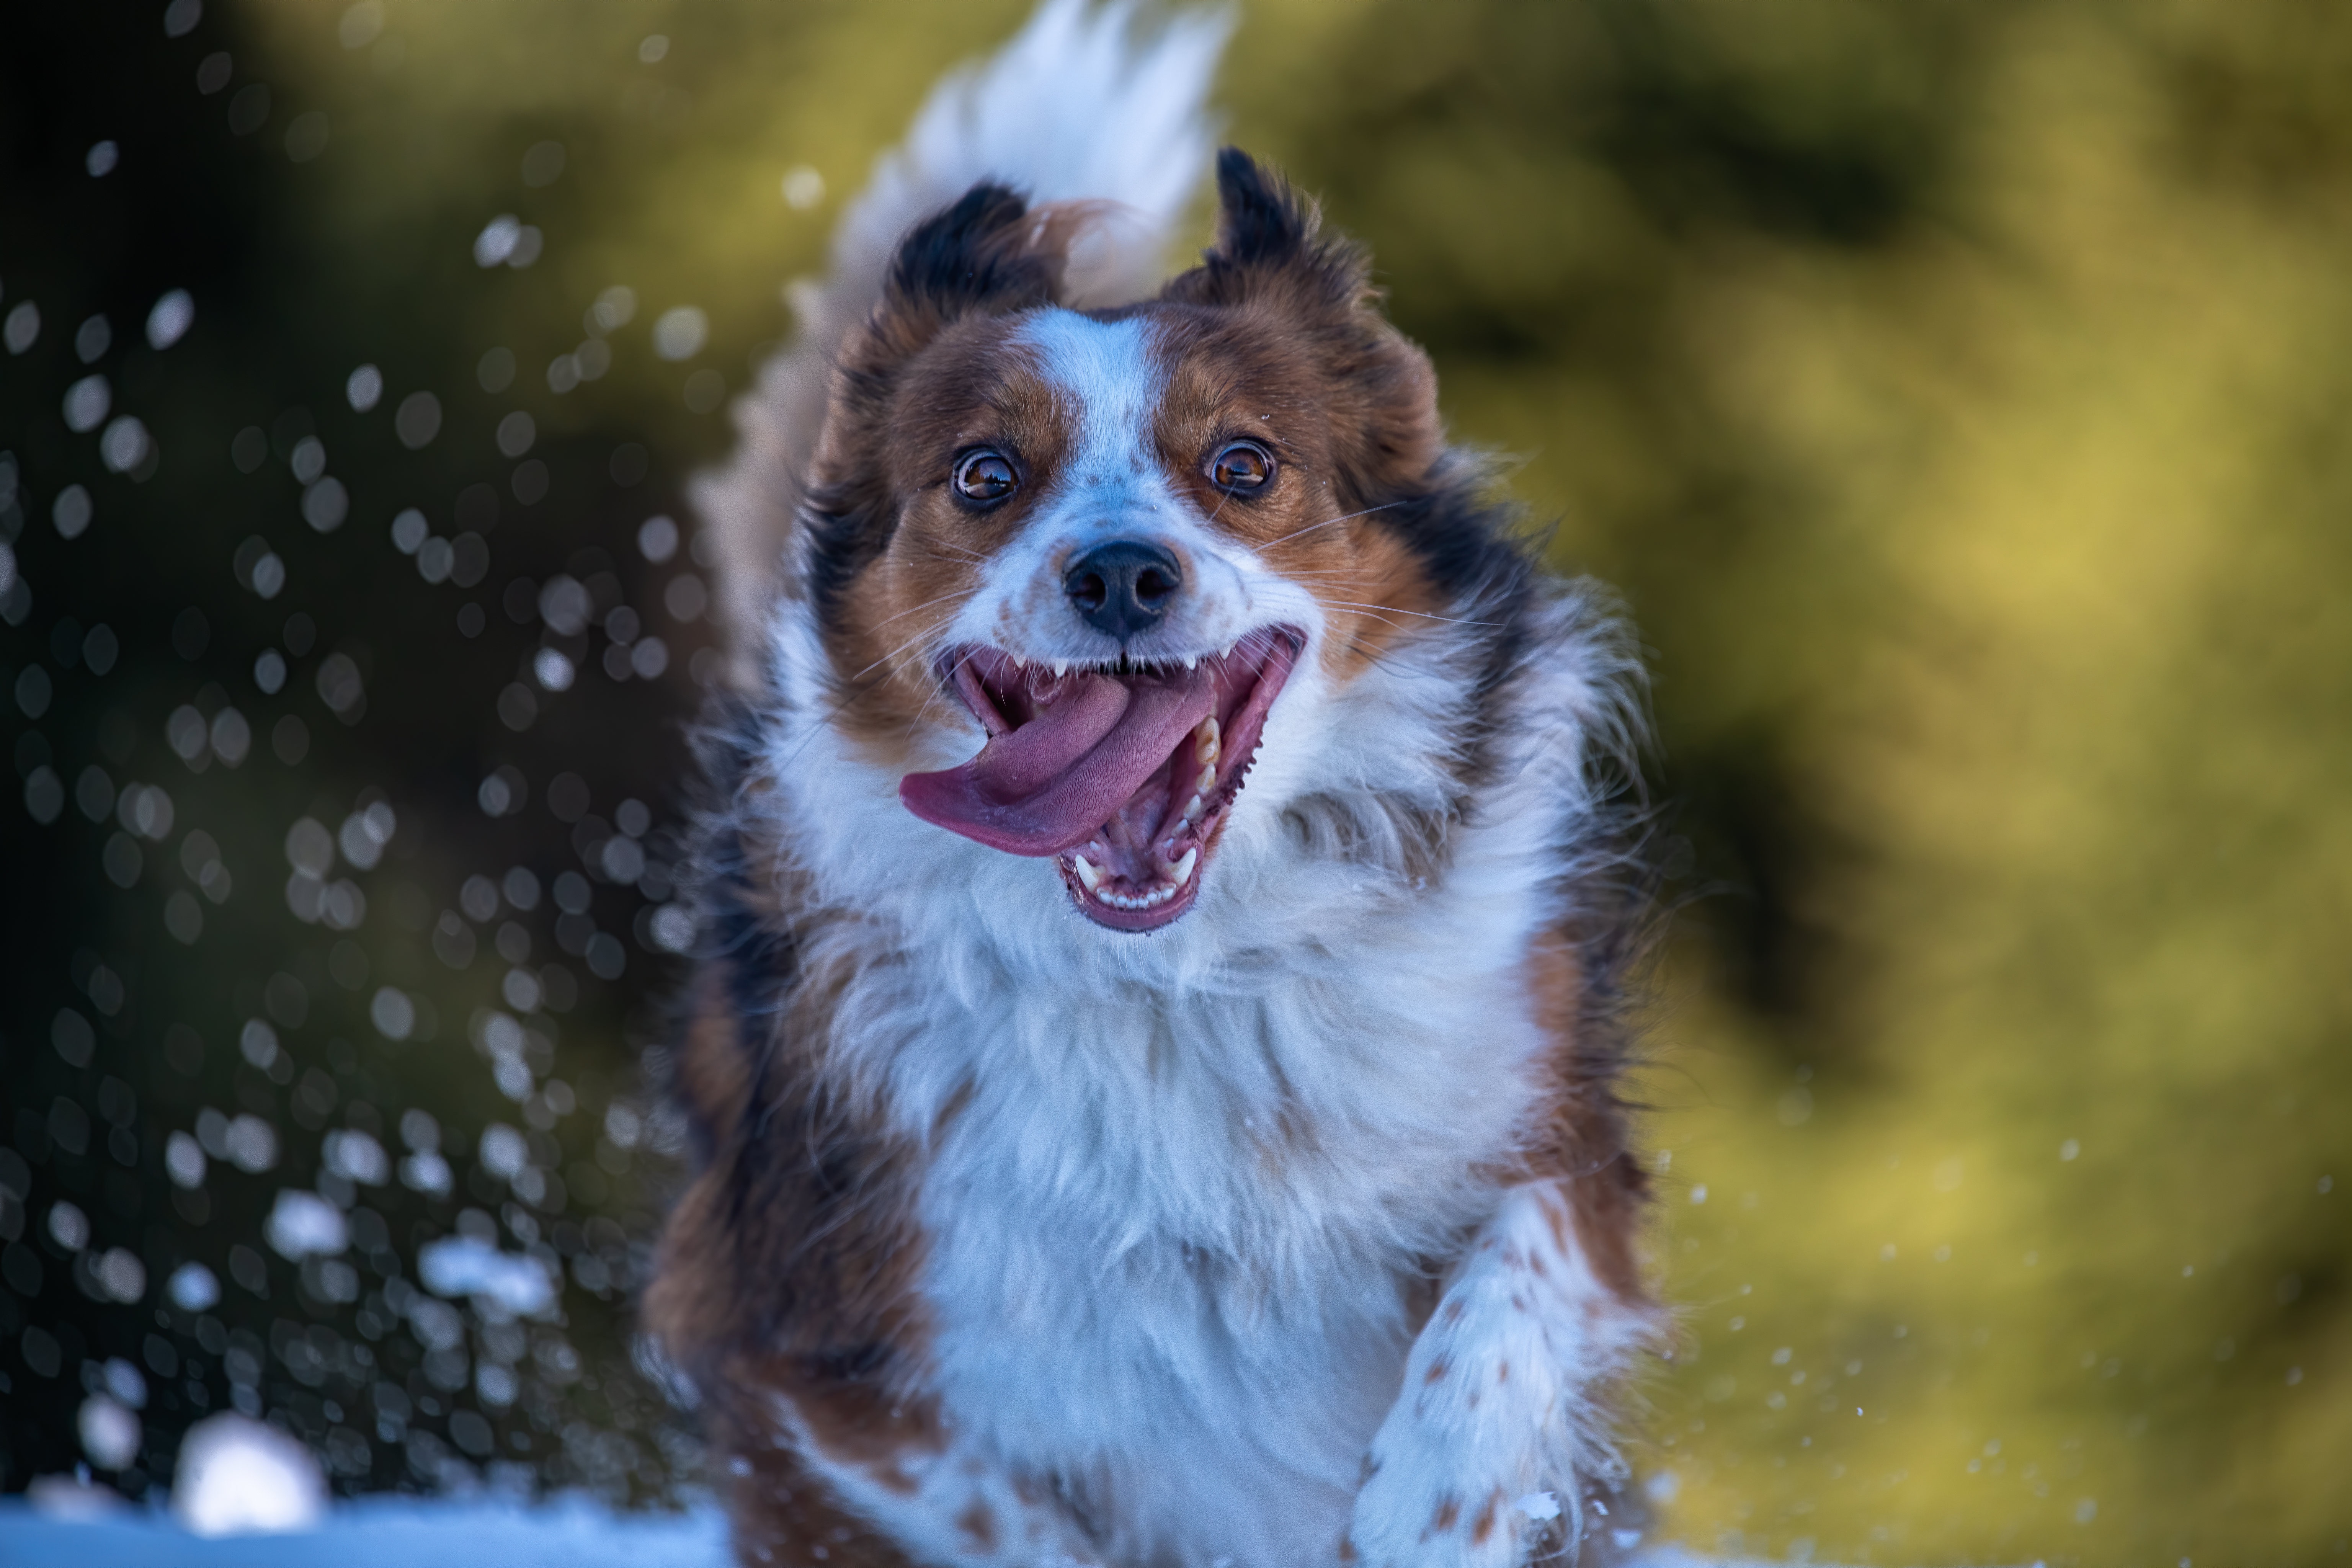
[898,629,1303,931]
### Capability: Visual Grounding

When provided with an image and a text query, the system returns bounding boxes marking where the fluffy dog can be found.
[648,5,1659,1564]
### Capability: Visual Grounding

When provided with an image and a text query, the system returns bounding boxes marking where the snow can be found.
[0,1495,729,1567]
[415,1235,557,1314]
[0,1498,1808,1568]
[0,1419,1818,1568]
[166,1260,220,1311]
[0,1414,727,1564]
[172,1415,328,1536]
[263,1190,347,1259]
[77,1397,142,1472]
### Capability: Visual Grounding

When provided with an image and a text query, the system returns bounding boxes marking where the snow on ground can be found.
[0,1495,730,1568]
[0,1414,725,1567]
[0,1413,1792,1568]
[0,1506,1776,1568]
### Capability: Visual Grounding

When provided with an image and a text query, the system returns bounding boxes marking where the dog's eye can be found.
[1208,441,1274,495]
[953,449,1018,505]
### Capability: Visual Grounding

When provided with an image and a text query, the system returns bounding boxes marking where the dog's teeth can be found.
[1011,653,1027,670]
[1101,878,1181,911]
[1194,717,1220,765]
[1165,848,1198,885]
[1183,793,1203,823]
[1195,764,1217,795]
[1052,660,1068,678]
[1072,855,1102,892]
[1182,655,1198,671]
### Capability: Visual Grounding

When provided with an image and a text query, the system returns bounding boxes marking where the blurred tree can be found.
[2,0,2345,1559]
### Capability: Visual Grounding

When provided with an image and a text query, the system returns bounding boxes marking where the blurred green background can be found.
[3,0,2349,1562]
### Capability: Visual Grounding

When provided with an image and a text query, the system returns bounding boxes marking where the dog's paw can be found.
[1346,1464,1527,1568]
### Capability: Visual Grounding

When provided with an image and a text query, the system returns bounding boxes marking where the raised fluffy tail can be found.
[695,0,1232,684]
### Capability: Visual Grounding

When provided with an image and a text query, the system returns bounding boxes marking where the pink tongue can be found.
[900,668,1215,856]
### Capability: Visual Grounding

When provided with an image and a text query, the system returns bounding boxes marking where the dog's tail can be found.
[694,0,1231,685]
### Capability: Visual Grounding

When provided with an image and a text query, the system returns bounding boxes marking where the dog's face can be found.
[801,154,1452,932]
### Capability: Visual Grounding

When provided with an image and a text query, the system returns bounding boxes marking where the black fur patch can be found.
[1171,148,1373,312]
[1212,145,1312,268]
[883,181,1057,317]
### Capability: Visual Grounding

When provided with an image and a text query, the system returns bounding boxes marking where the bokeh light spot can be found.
[394,390,441,448]
[346,363,382,410]
[338,2,384,51]
[682,369,725,413]
[63,376,111,433]
[285,112,329,164]
[147,289,195,350]
[781,165,825,210]
[54,484,93,539]
[520,140,566,188]
[651,307,705,361]
[303,476,349,531]
[271,714,308,765]
[496,410,536,458]
[226,82,269,137]
[3,300,37,354]
[477,346,516,392]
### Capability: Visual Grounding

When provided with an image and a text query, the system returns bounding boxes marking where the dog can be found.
[647,5,1660,1565]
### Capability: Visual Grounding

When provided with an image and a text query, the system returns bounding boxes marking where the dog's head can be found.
[797,150,1487,933]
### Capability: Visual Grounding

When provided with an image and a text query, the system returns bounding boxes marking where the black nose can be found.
[1063,539,1183,640]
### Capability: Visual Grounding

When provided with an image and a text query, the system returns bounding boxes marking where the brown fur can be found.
[1518,933,1651,1308]
[645,750,949,1564]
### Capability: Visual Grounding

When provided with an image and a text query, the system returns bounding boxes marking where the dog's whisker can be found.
[1314,600,1501,626]
[1265,500,1408,547]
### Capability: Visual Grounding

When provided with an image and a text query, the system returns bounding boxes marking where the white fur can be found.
[699,5,1657,1563]
[1351,1184,1652,1567]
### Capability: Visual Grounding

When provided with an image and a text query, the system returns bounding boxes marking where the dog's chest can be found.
[878,941,1548,1549]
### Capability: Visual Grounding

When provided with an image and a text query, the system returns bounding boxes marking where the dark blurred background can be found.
[2,1,2347,1562]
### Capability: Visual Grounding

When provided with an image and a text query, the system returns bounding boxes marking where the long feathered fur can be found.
[657,6,1664,1565]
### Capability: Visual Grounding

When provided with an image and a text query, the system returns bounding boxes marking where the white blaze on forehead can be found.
[1016,309,1163,512]
[944,306,1292,667]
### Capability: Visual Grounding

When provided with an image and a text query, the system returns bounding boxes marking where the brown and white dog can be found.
[648,5,1659,1565]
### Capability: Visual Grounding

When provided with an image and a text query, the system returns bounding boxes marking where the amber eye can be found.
[1208,440,1275,494]
[952,449,1018,506]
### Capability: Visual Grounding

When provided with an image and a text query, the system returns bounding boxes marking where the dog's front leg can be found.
[1346,1181,1651,1568]
[722,1387,1104,1568]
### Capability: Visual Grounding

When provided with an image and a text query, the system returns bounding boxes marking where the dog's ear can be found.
[849,181,1063,368]
[1167,149,1444,497]
[1163,148,1371,313]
